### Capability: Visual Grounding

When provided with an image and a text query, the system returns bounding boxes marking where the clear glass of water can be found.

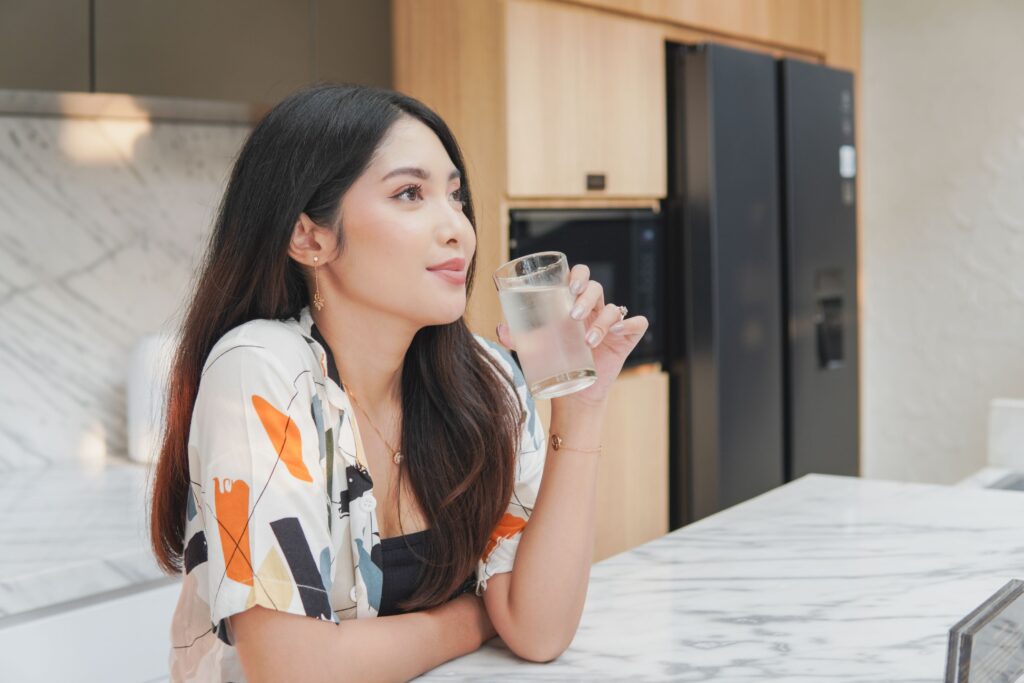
[493,251,598,400]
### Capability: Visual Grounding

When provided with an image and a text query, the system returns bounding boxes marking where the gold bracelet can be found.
[549,433,602,453]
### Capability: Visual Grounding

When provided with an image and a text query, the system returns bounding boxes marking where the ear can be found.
[288,212,332,265]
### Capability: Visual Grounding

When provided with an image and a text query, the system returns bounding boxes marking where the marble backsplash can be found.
[0,115,250,470]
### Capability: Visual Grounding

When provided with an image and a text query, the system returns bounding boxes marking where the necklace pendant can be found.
[393,451,403,465]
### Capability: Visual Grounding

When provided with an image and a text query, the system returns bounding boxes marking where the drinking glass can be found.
[493,251,598,399]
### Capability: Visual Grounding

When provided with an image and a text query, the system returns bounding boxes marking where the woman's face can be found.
[326,116,476,328]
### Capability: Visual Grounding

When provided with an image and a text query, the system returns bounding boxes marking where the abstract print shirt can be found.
[167,304,547,682]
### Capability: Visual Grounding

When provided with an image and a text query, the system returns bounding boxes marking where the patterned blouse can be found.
[168,304,547,682]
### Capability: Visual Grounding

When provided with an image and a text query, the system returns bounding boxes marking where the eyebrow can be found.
[381,166,462,183]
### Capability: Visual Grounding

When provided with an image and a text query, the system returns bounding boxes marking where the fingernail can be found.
[586,330,600,346]
[496,323,502,337]
[570,280,582,295]
[610,322,625,333]
[571,304,584,320]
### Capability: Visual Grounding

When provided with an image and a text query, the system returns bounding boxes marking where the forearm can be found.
[368,594,495,682]
[235,592,492,683]
[502,398,606,658]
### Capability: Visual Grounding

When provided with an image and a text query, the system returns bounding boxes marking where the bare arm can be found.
[483,398,606,662]
[232,591,497,683]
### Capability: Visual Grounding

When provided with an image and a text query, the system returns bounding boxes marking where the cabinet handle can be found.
[586,173,606,191]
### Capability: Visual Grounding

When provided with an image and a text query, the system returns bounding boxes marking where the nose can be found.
[434,196,470,244]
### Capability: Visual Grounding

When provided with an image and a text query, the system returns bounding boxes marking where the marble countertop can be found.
[956,464,1020,488]
[0,459,167,620]
[421,474,1024,682]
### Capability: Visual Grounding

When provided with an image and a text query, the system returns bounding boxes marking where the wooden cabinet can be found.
[94,0,310,103]
[1,1,391,103]
[569,0,827,54]
[536,365,669,561]
[506,0,666,198]
[0,0,90,91]
[568,0,861,70]
[314,0,392,90]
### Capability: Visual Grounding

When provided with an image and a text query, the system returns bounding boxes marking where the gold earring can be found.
[313,256,326,311]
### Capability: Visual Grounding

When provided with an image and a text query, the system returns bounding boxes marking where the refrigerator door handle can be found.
[815,296,845,369]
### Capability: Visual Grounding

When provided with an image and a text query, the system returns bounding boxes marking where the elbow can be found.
[502,625,573,663]
[515,642,569,664]
[483,573,577,663]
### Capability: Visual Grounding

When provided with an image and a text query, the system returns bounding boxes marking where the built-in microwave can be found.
[507,207,664,369]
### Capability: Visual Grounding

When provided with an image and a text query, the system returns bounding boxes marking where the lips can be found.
[427,257,466,272]
[430,269,467,285]
[427,257,467,285]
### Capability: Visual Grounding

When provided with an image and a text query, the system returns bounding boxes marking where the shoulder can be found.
[472,332,505,359]
[204,316,315,380]
[472,333,523,386]
[471,333,537,428]
[471,337,546,466]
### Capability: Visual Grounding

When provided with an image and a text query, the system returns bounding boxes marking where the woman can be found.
[151,84,647,682]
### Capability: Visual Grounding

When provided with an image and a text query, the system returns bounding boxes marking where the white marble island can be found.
[421,474,1024,682]
[0,460,180,682]
[0,459,168,619]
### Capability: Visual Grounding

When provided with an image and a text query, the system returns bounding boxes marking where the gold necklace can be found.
[346,390,404,465]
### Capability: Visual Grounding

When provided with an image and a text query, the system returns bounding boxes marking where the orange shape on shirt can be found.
[213,477,253,586]
[483,512,528,562]
[252,393,312,483]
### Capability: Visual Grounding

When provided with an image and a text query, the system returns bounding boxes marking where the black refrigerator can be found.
[663,42,860,530]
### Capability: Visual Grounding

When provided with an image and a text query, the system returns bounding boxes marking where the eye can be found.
[392,184,466,206]
[394,184,423,201]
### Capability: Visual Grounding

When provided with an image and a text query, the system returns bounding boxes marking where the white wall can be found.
[862,0,1024,484]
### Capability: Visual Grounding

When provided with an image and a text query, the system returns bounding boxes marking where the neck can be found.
[311,300,416,414]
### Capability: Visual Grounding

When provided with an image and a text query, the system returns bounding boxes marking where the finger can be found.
[569,264,590,295]
[496,322,516,350]
[570,279,604,321]
[610,314,649,336]
[584,302,623,347]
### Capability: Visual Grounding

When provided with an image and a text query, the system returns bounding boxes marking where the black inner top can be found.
[378,528,432,617]
[377,527,476,616]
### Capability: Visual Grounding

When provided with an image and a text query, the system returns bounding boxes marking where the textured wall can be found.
[862,0,1024,483]
[0,116,249,469]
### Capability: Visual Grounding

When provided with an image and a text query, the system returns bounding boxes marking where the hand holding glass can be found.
[493,251,598,399]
